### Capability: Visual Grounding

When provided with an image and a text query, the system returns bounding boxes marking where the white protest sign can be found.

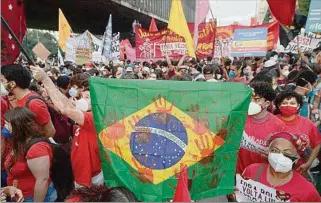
[277,28,321,53]
[235,174,291,202]
[240,131,267,154]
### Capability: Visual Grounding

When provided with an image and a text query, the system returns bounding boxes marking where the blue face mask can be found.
[69,87,79,98]
[229,71,236,78]
[1,127,12,138]
[243,71,249,76]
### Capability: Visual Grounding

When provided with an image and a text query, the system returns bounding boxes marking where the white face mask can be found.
[248,102,262,115]
[268,153,293,173]
[76,98,89,112]
[0,82,8,96]
[281,70,290,77]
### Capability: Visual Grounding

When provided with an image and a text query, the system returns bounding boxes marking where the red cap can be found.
[172,165,191,202]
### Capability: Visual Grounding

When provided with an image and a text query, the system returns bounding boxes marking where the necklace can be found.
[266,166,293,188]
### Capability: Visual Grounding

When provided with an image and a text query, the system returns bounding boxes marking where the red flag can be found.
[1,0,27,65]
[267,0,296,26]
[149,17,158,32]
[250,17,257,26]
[173,165,191,202]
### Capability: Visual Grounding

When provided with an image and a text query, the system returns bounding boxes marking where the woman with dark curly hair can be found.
[274,90,321,174]
[4,107,57,202]
[65,185,137,202]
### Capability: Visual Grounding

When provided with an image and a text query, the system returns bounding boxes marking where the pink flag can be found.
[194,0,210,48]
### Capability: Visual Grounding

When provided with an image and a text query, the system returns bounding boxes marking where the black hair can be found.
[287,70,299,84]
[224,58,232,67]
[56,76,70,89]
[203,65,214,75]
[207,56,213,62]
[232,60,246,76]
[250,69,273,85]
[1,64,32,89]
[274,90,303,115]
[70,73,90,90]
[250,82,276,102]
[104,187,137,202]
[296,70,317,87]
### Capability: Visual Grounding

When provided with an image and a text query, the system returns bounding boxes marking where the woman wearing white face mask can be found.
[277,63,290,85]
[275,90,321,174]
[241,132,320,202]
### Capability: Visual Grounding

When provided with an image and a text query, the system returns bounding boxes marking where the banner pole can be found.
[209,7,219,58]
[1,15,35,65]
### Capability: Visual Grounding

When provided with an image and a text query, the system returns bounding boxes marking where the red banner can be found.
[214,22,279,58]
[135,22,215,60]
[1,0,26,65]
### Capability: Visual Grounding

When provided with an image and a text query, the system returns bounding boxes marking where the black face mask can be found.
[142,74,147,78]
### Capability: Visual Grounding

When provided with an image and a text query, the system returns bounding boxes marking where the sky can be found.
[207,0,258,26]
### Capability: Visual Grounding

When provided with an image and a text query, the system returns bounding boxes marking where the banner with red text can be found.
[214,22,279,58]
[135,22,215,60]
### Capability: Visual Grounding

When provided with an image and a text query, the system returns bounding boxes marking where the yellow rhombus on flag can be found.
[168,0,196,58]
[59,8,72,52]
[99,98,225,184]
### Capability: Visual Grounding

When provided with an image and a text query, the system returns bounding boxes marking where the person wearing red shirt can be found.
[31,66,104,188]
[1,64,55,138]
[241,132,320,202]
[274,90,321,173]
[236,82,285,174]
[4,107,56,202]
[228,60,248,84]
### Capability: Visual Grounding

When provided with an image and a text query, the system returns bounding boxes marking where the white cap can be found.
[264,59,277,68]
[126,67,133,72]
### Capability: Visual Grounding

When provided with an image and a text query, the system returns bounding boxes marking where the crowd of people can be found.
[1,47,321,202]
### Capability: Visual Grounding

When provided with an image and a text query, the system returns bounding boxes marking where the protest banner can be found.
[135,22,215,60]
[89,78,251,201]
[305,0,321,33]
[112,32,120,60]
[235,174,291,202]
[32,42,51,61]
[231,27,268,57]
[214,22,279,58]
[75,47,91,65]
[276,28,321,53]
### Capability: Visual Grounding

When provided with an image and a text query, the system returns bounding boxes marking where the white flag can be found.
[58,48,65,66]
[101,14,113,61]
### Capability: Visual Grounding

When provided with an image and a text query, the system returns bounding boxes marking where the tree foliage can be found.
[22,29,58,59]
[298,0,311,17]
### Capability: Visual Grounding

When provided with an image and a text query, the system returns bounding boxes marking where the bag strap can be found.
[25,137,48,156]
[253,164,265,182]
[25,95,47,108]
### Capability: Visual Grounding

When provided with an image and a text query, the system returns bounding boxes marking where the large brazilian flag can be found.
[89,78,251,201]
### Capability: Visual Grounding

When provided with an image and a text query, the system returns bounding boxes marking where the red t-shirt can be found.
[65,195,82,202]
[71,112,102,186]
[1,97,9,128]
[5,142,53,197]
[243,163,321,202]
[231,76,247,84]
[236,113,286,174]
[276,115,321,148]
[16,92,51,126]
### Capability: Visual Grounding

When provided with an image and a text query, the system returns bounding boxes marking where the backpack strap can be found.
[25,137,49,156]
[25,95,47,108]
[24,95,56,125]
[253,164,265,182]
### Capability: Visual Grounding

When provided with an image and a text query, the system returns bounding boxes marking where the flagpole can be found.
[209,7,220,58]
[1,15,35,65]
